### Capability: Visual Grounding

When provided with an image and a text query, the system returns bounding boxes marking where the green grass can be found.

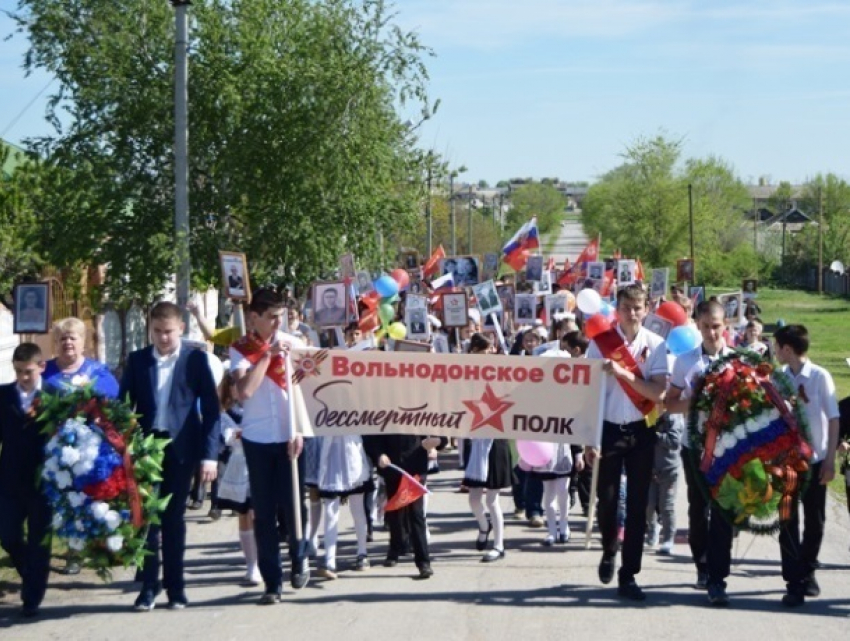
[750,288,850,398]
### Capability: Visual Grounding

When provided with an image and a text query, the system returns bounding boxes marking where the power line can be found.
[1,77,55,140]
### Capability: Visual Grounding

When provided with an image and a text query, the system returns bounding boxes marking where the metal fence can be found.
[781,266,850,297]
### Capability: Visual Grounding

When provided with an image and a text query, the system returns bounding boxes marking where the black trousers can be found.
[242,439,305,593]
[0,490,52,608]
[385,475,429,569]
[140,446,195,595]
[597,420,655,582]
[681,447,709,572]
[705,503,733,586]
[779,461,826,582]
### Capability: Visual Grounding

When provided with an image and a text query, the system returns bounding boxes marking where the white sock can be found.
[485,489,504,550]
[322,498,340,570]
[468,488,489,532]
[543,480,559,538]
[348,493,369,556]
[239,529,257,574]
[306,499,322,550]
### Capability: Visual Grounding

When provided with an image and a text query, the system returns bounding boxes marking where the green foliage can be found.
[797,173,850,264]
[505,182,564,235]
[10,0,435,304]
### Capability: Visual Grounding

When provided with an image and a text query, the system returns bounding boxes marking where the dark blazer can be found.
[363,434,448,478]
[0,383,45,498]
[119,346,221,464]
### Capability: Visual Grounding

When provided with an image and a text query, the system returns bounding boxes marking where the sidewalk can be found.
[1,451,849,640]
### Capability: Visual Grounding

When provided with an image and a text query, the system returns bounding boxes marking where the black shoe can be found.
[63,559,82,576]
[167,591,188,610]
[187,500,203,510]
[258,591,282,605]
[21,604,39,618]
[617,579,646,601]
[695,569,709,590]
[290,560,310,590]
[782,590,805,608]
[804,574,820,597]
[208,508,222,521]
[476,522,493,551]
[598,553,616,585]
[417,565,434,580]
[383,556,399,568]
[707,583,729,607]
[133,589,158,612]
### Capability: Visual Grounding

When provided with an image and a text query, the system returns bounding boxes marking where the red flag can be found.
[601,270,615,297]
[384,465,429,512]
[575,238,599,266]
[358,309,380,333]
[423,245,446,278]
[546,256,556,272]
[635,258,645,282]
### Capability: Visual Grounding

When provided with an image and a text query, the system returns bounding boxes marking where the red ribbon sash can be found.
[100,426,144,529]
[232,333,287,390]
[594,328,655,417]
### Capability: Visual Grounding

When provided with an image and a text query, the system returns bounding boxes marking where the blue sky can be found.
[3,0,850,185]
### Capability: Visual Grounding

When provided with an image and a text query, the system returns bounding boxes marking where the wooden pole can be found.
[818,186,824,294]
[584,455,600,549]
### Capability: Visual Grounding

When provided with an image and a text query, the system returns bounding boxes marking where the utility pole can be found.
[467,184,473,254]
[688,183,695,282]
[818,186,824,294]
[425,166,432,257]
[753,196,758,278]
[172,0,191,325]
[449,172,456,255]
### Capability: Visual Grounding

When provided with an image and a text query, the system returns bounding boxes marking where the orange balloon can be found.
[361,290,380,310]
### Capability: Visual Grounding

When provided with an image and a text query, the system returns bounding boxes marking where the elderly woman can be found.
[41,317,120,575]
[42,317,119,399]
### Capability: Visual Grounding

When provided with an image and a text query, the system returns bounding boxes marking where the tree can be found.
[0,146,44,296]
[767,180,794,216]
[10,0,435,305]
[582,135,687,267]
[797,173,850,264]
[477,179,489,189]
[505,182,564,235]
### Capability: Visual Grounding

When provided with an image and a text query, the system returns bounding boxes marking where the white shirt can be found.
[230,331,305,444]
[587,325,669,424]
[17,380,42,413]
[669,343,734,444]
[152,345,181,433]
[782,360,840,463]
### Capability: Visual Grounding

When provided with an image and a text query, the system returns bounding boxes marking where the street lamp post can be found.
[172,0,191,323]
[688,183,695,282]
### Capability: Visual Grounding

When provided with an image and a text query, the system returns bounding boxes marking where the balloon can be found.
[576,288,602,316]
[517,440,554,468]
[374,275,399,298]
[667,324,701,356]
[378,303,395,325]
[656,301,687,328]
[359,310,380,333]
[389,268,410,292]
[600,301,614,317]
[584,313,612,340]
[562,290,576,312]
[387,322,407,340]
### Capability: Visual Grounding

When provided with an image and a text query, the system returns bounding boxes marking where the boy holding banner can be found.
[585,284,668,601]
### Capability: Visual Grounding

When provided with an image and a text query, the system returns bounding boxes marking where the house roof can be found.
[745,207,775,222]
[765,207,816,227]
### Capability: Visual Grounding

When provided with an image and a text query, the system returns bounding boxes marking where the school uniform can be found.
[779,360,840,588]
[0,381,51,614]
[587,325,668,586]
[462,439,514,489]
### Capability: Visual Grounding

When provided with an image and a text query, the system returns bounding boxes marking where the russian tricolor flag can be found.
[502,217,540,271]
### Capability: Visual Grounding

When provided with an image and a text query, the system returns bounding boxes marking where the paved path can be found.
[549,214,589,264]
[2,453,849,640]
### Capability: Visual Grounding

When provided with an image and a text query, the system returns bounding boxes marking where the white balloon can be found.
[576,288,602,316]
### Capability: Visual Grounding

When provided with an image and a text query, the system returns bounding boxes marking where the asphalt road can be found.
[2,451,849,641]
[550,215,589,265]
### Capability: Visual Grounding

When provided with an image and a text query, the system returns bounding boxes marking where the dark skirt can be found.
[318,478,374,500]
[463,439,515,490]
[527,470,571,481]
[217,496,251,515]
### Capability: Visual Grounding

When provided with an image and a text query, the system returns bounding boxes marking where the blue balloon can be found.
[667,325,700,356]
[600,301,614,317]
[374,275,399,298]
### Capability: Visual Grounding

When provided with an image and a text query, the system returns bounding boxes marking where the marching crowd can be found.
[0,270,847,620]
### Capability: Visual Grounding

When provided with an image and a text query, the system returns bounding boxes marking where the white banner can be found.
[290,349,606,446]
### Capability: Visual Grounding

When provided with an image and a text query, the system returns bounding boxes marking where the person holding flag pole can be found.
[230,288,310,605]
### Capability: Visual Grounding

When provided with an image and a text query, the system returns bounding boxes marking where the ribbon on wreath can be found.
[699,366,737,473]
[232,332,287,390]
[100,426,144,528]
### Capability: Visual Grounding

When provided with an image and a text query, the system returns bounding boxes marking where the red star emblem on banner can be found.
[462,384,515,432]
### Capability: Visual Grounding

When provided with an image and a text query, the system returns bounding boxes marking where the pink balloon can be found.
[517,440,554,468]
